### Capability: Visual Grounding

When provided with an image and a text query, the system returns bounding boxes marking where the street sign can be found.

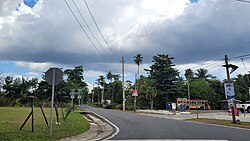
[195,101,198,108]
[45,68,63,138]
[224,83,235,100]
[132,89,138,97]
[45,68,63,85]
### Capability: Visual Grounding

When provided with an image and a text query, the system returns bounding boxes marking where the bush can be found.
[114,104,122,110]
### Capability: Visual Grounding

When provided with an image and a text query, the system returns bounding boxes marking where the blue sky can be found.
[0,0,250,88]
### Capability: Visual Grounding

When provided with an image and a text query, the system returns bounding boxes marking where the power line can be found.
[72,0,111,58]
[65,0,120,75]
[83,0,114,54]
[230,53,250,60]
[64,0,108,64]
[236,0,250,3]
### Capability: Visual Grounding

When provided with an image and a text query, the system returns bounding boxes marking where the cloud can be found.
[0,0,250,83]
[15,61,61,71]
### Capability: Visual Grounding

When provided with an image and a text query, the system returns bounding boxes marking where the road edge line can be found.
[87,110,120,140]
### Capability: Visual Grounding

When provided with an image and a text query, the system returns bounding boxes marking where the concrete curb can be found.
[58,112,114,141]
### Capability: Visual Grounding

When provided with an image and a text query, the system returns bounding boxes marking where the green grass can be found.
[187,118,250,129]
[0,107,90,141]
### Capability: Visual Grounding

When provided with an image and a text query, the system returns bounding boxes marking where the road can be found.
[82,105,250,141]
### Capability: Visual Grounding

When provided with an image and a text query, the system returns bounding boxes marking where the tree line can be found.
[0,54,250,110]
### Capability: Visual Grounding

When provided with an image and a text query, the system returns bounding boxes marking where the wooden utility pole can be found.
[224,55,236,124]
[92,84,95,105]
[122,57,125,111]
[134,73,137,112]
[101,82,105,104]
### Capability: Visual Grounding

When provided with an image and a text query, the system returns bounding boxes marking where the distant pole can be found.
[49,69,55,138]
[134,73,137,112]
[187,78,190,111]
[224,55,236,124]
[92,84,94,105]
[122,57,125,111]
[249,87,250,101]
[101,82,105,104]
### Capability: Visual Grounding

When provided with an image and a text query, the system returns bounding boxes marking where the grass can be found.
[187,118,250,129]
[0,107,90,141]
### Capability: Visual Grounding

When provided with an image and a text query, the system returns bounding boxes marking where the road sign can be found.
[224,83,235,100]
[45,68,63,85]
[195,101,198,108]
[132,89,138,97]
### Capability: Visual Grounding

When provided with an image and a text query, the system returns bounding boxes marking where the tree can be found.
[234,74,250,102]
[106,71,113,84]
[134,54,143,78]
[195,68,213,80]
[106,71,114,103]
[139,77,157,109]
[2,76,38,106]
[63,66,88,103]
[113,74,120,82]
[145,54,179,109]
[184,68,194,80]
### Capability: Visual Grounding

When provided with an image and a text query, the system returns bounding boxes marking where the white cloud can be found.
[15,61,61,71]
[0,0,249,84]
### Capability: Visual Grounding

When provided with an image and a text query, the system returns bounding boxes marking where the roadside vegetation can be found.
[0,107,90,141]
[187,118,250,129]
[0,54,250,111]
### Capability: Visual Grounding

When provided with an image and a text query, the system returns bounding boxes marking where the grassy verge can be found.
[187,118,250,129]
[0,107,90,141]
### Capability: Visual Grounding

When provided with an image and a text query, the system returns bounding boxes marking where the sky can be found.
[1,0,250,89]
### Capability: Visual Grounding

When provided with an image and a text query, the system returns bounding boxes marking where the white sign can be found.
[224,83,235,100]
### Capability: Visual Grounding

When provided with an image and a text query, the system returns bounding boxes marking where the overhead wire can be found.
[83,0,115,55]
[64,0,107,63]
[65,0,121,76]
[71,0,111,58]
[236,0,250,3]
[82,0,121,75]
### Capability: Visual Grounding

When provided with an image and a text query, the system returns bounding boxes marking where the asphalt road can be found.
[82,105,250,141]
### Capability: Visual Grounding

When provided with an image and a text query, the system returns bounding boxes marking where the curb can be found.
[58,111,116,141]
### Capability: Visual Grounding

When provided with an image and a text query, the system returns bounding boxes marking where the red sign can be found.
[228,108,239,116]
[132,89,138,97]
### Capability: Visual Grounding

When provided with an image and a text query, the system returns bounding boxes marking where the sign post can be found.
[132,89,138,112]
[196,100,199,119]
[45,68,63,138]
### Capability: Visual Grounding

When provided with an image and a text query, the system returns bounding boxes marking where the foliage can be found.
[145,54,179,109]
[234,74,250,102]
[195,68,214,80]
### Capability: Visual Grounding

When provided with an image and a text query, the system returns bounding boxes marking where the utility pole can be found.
[224,55,236,124]
[187,78,190,111]
[121,57,125,111]
[249,87,250,101]
[92,84,94,105]
[134,73,137,112]
[101,81,105,104]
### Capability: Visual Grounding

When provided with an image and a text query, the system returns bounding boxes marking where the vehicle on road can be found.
[237,101,250,113]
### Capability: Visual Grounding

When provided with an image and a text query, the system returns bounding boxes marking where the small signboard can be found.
[224,83,238,116]
[132,89,138,97]
[224,83,235,100]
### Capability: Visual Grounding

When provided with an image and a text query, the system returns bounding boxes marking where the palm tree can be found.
[184,68,194,80]
[106,71,113,84]
[195,68,213,80]
[96,75,105,103]
[134,54,143,78]
[106,71,114,103]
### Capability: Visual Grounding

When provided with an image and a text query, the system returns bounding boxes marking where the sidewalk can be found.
[137,109,250,122]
